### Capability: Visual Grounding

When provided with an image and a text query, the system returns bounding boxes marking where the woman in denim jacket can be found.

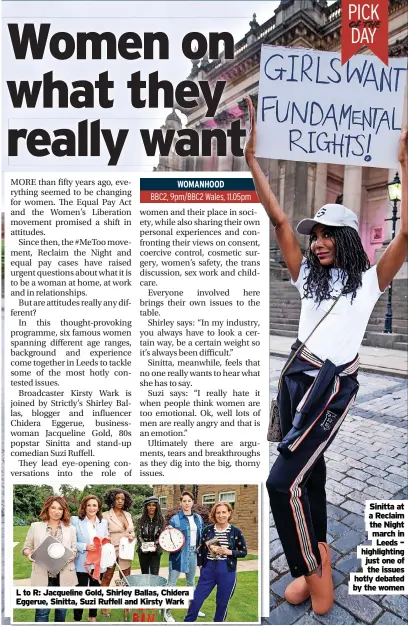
[184,502,247,622]
[163,491,204,623]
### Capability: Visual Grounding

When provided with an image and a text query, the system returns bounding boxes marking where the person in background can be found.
[245,95,408,615]
[163,491,205,623]
[22,496,77,623]
[100,488,135,617]
[184,502,247,622]
[135,496,165,575]
[71,495,109,623]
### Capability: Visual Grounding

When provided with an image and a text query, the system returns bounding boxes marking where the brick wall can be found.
[154,485,178,515]
[153,484,258,551]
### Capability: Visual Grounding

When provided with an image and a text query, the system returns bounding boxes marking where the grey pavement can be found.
[265,356,407,626]
[270,336,408,379]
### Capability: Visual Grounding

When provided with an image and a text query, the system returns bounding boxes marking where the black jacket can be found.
[197,524,247,572]
[277,339,359,458]
[135,516,164,555]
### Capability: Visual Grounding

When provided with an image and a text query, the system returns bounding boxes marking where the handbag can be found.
[101,541,117,568]
[119,537,137,560]
[267,291,343,442]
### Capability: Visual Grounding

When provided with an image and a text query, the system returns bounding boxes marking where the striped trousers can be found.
[184,560,236,622]
[267,356,358,577]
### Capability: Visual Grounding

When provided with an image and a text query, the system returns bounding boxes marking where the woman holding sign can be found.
[163,491,205,623]
[135,496,165,575]
[245,95,408,615]
[100,488,135,617]
[71,495,109,623]
[22,496,77,623]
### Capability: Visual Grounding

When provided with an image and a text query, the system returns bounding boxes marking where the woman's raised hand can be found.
[244,96,256,166]
[398,126,408,166]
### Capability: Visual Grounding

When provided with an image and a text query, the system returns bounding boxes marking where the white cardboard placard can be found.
[256,46,407,168]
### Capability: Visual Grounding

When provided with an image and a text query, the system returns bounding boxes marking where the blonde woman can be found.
[184,502,247,622]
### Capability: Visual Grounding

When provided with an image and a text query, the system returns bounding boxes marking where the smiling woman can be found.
[184,502,247,623]
[71,495,109,623]
[100,489,136,617]
[245,95,408,616]
[22,496,77,623]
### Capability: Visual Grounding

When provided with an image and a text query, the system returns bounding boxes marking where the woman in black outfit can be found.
[135,496,165,575]
[246,95,408,616]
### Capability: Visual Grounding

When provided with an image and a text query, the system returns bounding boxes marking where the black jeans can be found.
[138,550,161,575]
[267,371,358,577]
[73,572,101,621]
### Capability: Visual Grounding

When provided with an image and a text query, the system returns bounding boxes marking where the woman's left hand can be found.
[398,126,408,165]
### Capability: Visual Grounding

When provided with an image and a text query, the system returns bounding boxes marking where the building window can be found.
[159,497,167,513]
[202,494,216,507]
[219,491,236,509]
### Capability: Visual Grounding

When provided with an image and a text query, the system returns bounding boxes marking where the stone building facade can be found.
[153,484,258,550]
[157,0,408,272]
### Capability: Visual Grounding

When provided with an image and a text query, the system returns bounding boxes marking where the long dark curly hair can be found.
[140,501,165,528]
[303,226,370,304]
[104,488,133,512]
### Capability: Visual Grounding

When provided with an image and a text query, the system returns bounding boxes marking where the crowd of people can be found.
[21,490,248,623]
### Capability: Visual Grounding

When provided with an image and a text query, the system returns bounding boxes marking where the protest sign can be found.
[256,46,407,168]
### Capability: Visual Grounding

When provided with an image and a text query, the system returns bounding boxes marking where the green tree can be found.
[13,485,54,522]
[59,485,86,516]
[83,484,153,516]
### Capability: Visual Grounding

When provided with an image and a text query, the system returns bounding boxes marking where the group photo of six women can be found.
[22,489,248,623]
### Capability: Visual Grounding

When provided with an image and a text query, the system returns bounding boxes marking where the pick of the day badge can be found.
[341,0,389,65]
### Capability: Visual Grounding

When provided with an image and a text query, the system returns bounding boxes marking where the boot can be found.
[305,542,333,615]
[285,576,309,604]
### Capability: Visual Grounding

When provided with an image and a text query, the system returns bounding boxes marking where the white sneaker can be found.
[163,609,175,623]
[198,611,205,618]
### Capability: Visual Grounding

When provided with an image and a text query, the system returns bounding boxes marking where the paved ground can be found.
[270,336,408,378]
[265,357,408,626]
